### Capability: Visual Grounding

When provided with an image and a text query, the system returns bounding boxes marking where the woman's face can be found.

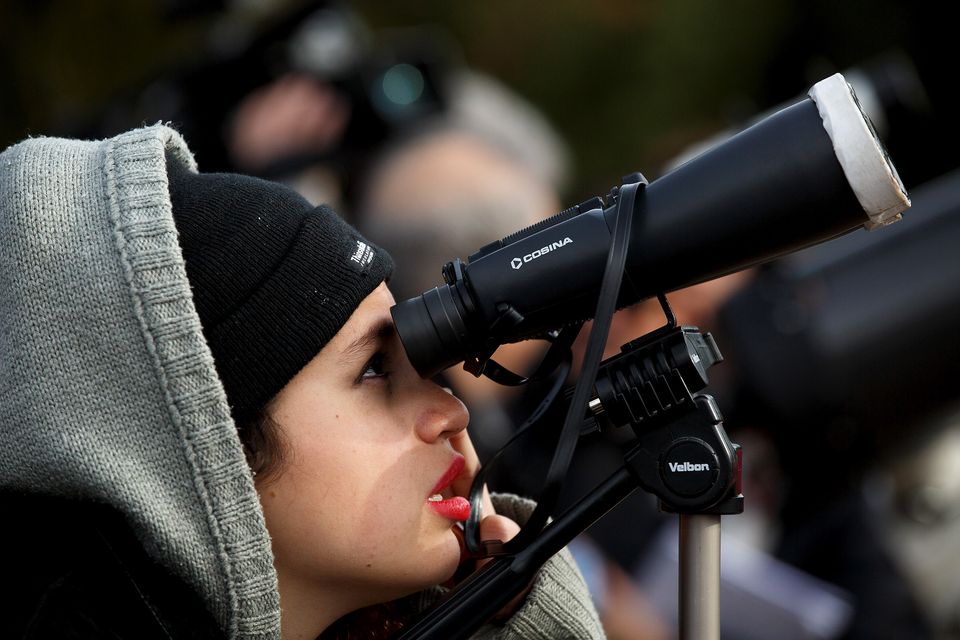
[257,282,472,619]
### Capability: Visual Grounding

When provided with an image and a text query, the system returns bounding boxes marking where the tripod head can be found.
[586,295,743,515]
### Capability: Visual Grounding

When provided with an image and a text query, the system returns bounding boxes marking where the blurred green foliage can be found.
[352,0,929,197]
[0,1,205,141]
[355,0,797,195]
[0,0,948,198]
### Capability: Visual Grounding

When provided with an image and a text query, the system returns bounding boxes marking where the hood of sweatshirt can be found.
[0,125,279,639]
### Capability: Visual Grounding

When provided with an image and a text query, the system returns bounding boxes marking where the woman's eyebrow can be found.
[338,319,395,365]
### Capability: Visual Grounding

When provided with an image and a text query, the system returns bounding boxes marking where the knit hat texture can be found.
[166,155,393,422]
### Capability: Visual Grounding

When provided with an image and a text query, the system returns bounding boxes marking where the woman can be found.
[0,125,603,639]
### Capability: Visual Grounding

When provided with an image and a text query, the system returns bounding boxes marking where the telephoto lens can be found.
[392,73,910,379]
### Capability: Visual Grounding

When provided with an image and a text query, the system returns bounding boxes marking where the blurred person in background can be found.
[358,122,561,451]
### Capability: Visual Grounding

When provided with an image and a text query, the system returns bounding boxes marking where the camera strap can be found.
[463,329,575,554]
[465,177,646,556]
[466,326,576,387]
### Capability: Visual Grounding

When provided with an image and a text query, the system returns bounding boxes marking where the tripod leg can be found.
[679,514,721,640]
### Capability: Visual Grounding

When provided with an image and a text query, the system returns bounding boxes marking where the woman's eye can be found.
[359,352,389,382]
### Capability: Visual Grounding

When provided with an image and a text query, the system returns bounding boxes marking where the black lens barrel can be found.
[392,76,909,379]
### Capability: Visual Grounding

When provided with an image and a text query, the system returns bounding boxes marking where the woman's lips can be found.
[430,453,466,495]
[427,453,470,521]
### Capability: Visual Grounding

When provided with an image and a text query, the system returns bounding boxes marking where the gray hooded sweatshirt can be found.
[0,125,605,639]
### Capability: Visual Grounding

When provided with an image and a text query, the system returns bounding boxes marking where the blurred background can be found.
[3,0,956,200]
[3,1,959,639]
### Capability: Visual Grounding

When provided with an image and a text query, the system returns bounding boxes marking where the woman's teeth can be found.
[428,494,443,502]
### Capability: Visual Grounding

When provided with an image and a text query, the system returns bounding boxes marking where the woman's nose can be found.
[415,384,470,443]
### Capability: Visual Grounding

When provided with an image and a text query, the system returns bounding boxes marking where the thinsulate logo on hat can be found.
[349,239,375,271]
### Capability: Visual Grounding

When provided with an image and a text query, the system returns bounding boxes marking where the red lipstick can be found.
[428,495,471,521]
[430,453,465,496]
[427,453,470,521]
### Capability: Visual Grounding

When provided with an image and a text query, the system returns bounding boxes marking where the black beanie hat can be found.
[165,154,394,423]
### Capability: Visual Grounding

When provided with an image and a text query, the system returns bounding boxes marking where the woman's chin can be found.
[366,530,462,604]
[436,525,465,581]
